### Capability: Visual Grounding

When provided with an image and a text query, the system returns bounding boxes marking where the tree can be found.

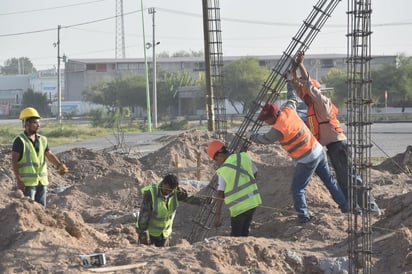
[223,57,269,114]
[321,68,347,107]
[1,57,36,75]
[21,89,50,116]
[83,74,147,113]
[156,68,204,117]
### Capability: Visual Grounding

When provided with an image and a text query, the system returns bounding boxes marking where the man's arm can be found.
[214,190,225,227]
[11,151,24,191]
[137,191,152,233]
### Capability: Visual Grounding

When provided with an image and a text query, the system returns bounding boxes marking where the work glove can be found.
[57,163,69,175]
[138,231,151,245]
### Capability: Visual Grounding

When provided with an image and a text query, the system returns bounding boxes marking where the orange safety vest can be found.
[306,103,344,140]
[273,107,317,159]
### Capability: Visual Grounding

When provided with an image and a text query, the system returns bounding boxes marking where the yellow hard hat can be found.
[19,107,41,120]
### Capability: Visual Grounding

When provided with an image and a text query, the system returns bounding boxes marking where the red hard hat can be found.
[207,140,225,160]
[257,103,279,121]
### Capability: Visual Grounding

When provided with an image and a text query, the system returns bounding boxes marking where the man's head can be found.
[298,79,321,106]
[207,140,230,165]
[19,107,41,133]
[257,103,279,125]
[160,174,179,196]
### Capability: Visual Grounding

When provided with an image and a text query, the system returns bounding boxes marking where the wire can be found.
[0,9,142,38]
[0,0,109,16]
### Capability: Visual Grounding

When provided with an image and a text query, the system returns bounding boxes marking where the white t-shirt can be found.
[217,162,258,191]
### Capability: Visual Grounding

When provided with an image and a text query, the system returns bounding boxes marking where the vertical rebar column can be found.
[346,0,373,273]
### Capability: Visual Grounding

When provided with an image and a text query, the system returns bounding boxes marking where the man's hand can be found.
[138,231,151,245]
[296,51,305,65]
[244,130,254,140]
[57,163,69,175]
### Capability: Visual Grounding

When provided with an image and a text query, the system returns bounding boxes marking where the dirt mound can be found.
[0,130,412,273]
[374,145,412,174]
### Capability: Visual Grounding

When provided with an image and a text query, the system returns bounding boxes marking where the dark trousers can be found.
[149,234,170,247]
[230,207,257,237]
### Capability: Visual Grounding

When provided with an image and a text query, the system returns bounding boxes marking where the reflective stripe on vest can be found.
[306,103,344,140]
[142,182,178,237]
[273,107,317,159]
[216,152,262,217]
[15,133,49,187]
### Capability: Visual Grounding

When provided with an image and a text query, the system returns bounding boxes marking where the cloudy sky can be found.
[1,0,411,70]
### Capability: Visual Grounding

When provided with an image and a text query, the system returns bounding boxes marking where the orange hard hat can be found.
[257,103,279,121]
[207,140,225,160]
[301,79,321,97]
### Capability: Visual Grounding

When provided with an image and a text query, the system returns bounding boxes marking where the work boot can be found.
[369,201,382,217]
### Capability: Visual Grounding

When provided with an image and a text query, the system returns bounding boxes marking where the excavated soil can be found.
[0,129,412,273]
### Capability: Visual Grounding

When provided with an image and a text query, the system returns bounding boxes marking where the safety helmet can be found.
[19,107,41,120]
[301,79,321,97]
[207,140,225,160]
[257,103,279,121]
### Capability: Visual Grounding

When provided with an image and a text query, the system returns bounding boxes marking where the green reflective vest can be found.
[14,133,49,187]
[141,182,178,238]
[216,152,262,217]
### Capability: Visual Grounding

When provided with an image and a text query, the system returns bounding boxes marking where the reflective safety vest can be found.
[306,103,343,141]
[14,133,49,187]
[141,182,178,238]
[273,107,317,159]
[216,152,262,217]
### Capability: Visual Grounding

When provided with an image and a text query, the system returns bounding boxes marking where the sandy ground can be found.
[0,130,412,273]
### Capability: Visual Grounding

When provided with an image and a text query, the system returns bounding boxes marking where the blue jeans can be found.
[24,184,48,207]
[292,150,348,220]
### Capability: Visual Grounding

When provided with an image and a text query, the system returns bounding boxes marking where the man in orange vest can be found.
[291,51,381,216]
[248,88,348,223]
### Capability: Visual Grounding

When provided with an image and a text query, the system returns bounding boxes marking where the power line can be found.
[0,9,141,38]
[0,0,109,16]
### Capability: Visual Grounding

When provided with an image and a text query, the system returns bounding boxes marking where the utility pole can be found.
[141,0,151,132]
[57,25,62,124]
[148,7,159,128]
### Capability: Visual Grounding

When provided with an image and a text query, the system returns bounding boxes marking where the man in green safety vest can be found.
[136,174,200,247]
[207,140,262,237]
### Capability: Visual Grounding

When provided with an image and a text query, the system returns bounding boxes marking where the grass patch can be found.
[1,121,112,146]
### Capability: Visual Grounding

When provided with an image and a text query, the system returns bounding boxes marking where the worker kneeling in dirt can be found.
[136,174,200,247]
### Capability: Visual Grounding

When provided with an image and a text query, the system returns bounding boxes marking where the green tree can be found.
[21,89,50,116]
[1,57,36,75]
[321,68,347,107]
[223,57,269,114]
[156,69,204,117]
[83,74,147,114]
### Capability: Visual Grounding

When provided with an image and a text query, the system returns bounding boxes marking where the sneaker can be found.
[297,216,311,224]
[369,201,382,217]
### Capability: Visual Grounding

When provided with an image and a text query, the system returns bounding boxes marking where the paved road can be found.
[49,123,412,159]
[52,131,184,156]
[3,118,409,159]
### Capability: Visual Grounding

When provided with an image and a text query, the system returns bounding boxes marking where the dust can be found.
[0,130,411,273]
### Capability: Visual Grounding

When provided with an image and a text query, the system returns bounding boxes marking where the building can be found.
[64,54,397,102]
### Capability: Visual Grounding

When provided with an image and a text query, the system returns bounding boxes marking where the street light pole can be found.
[148,7,158,128]
[141,0,152,132]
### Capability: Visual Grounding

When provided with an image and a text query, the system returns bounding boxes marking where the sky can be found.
[1,0,411,71]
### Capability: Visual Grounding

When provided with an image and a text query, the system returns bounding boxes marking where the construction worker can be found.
[291,51,381,216]
[247,87,348,223]
[207,140,262,236]
[136,174,198,247]
[11,107,68,207]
